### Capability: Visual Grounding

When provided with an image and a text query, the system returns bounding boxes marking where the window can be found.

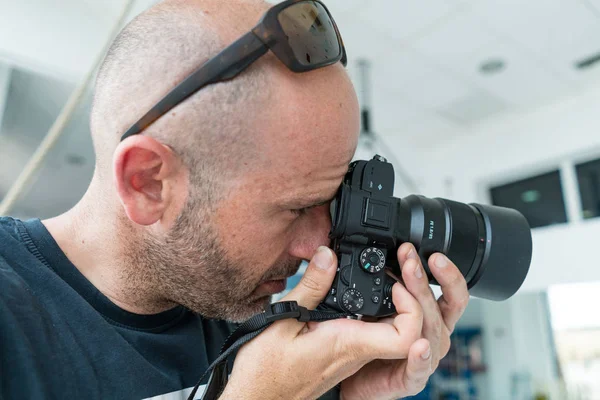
[575,158,600,220]
[490,170,568,229]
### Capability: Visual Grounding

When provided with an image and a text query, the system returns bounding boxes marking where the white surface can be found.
[548,282,600,330]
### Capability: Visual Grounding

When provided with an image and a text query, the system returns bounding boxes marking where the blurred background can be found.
[1,0,600,399]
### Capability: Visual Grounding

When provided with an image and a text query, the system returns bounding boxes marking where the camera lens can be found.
[398,195,532,301]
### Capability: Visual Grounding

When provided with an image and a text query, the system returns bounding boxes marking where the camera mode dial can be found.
[342,289,364,313]
[360,247,385,274]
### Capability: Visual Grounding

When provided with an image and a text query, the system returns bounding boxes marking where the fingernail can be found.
[435,254,448,268]
[407,249,417,260]
[314,246,333,270]
[414,264,423,279]
[421,346,431,360]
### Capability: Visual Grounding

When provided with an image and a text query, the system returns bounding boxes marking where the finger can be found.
[428,253,469,333]
[282,246,337,310]
[362,283,422,331]
[397,242,417,270]
[318,282,423,361]
[389,282,423,353]
[400,254,440,319]
[400,252,444,359]
[400,339,433,396]
[277,247,337,336]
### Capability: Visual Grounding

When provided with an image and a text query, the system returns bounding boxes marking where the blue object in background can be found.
[272,261,308,301]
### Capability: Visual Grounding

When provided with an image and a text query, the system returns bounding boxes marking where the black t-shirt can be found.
[0,217,235,399]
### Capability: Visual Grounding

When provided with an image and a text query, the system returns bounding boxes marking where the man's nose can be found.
[287,204,332,261]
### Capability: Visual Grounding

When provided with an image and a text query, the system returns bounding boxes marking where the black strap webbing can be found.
[187,301,349,400]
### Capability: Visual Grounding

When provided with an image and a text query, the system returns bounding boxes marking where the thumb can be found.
[282,246,337,310]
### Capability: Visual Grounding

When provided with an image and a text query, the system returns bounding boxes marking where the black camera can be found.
[322,155,533,318]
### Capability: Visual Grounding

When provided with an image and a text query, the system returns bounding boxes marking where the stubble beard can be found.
[133,201,301,323]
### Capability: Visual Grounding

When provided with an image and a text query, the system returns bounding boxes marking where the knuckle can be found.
[418,280,432,297]
[454,295,470,315]
[300,274,322,293]
[402,259,416,276]
[447,270,465,287]
[441,293,469,316]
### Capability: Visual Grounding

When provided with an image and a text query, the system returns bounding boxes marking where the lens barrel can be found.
[399,195,532,301]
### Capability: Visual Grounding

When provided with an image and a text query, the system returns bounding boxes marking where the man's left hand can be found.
[340,243,470,400]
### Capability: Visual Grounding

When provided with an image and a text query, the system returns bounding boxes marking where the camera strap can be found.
[187,301,349,400]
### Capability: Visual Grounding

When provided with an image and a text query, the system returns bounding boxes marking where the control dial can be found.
[341,289,364,313]
[360,247,386,274]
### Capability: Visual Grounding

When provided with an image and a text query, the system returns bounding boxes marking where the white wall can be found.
[381,81,600,292]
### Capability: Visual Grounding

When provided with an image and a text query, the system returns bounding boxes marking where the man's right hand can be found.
[219,246,426,400]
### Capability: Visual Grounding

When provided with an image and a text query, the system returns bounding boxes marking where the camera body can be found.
[321,155,533,318]
[323,155,401,318]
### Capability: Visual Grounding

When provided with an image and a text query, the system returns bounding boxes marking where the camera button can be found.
[373,277,382,286]
[371,294,381,304]
[341,266,352,285]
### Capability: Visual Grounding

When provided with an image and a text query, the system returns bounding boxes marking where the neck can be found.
[42,179,177,315]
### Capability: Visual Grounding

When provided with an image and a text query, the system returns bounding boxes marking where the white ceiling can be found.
[1,0,600,217]
[323,0,600,148]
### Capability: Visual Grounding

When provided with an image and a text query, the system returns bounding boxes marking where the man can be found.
[0,0,470,399]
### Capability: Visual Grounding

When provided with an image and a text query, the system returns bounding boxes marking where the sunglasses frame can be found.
[121,0,347,140]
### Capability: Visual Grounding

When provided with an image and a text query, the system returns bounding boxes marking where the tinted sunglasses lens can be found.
[277,1,341,66]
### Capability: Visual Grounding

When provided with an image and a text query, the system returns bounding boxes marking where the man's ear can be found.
[113,135,186,226]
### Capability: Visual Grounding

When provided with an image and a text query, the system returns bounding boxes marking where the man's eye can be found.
[289,201,330,217]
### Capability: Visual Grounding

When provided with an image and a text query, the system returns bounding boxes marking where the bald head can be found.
[91,0,275,190]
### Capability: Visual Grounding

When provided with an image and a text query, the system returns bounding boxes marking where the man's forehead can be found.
[245,54,360,204]
[269,146,353,204]
[264,118,358,206]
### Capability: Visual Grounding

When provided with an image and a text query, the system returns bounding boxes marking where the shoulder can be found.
[0,216,23,242]
[0,253,44,345]
[0,250,37,312]
[0,216,32,281]
[0,217,42,315]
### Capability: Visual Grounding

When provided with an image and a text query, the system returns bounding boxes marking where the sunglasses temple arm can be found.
[121,32,268,140]
[218,32,269,80]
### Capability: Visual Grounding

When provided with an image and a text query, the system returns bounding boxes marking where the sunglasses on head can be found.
[120,0,347,141]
